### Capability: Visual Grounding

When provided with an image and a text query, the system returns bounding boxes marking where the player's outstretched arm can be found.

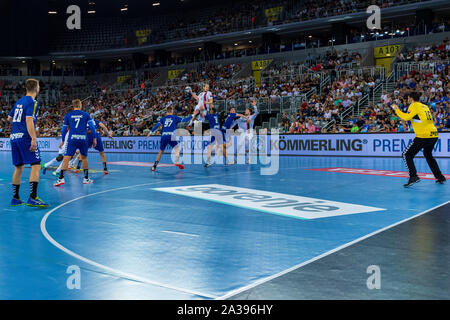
[190,88,199,101]
[250,100,259,119]
[181,115,193,122]
[392,104,417,121]
[149,122,161,137]
[99,122,113,138]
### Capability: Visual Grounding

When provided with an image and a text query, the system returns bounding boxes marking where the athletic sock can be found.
[13,184,20,199]
[77,160,82,170]
[153,160,159,169]
[103,162,107,171]
[30,182,38,199]
[84,169,89,179]
[59,170,65,180]
[45,158,57,168]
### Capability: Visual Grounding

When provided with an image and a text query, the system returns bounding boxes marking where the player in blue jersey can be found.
[54,99,97,187]
[217,106,248,165]
[7,79,49,207]
[204,107,224,167]
[147,107,192,172]
[74,118,113,174]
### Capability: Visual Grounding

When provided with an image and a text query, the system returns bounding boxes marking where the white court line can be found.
[216,200,450,300]
[161,230,199,237]
[40,169,260,299]
[40,181,215,299]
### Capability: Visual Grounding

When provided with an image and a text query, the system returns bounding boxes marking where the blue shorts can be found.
[10,138,41,167]
[160,134,178,151]
[88,133,104,152]
[66,137,89,157]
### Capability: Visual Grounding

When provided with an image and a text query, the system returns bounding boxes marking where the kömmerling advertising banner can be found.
[0,133,449,158]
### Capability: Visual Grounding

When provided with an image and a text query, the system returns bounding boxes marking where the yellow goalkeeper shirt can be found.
[395,102,438,138]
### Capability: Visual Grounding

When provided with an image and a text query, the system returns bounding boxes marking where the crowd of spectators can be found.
[327,46,450,134]
[278,73,378,133]
[1,40,449,137]
[167,62,242,86]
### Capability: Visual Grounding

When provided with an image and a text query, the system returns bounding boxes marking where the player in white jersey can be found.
[42,131,80,176]
[189,83,213,122]
[233,99,259,164]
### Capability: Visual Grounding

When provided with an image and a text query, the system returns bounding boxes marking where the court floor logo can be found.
[153,184,385,219]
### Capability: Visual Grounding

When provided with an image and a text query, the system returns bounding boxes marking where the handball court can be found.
[0,152,448,299]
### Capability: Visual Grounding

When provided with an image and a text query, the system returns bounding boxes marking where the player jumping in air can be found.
[8,79,49,207]
[147,107,192,172]
[54,99,97,187]
[188,83,213,124]
[73,118,113,174]
[233,98,259,164]
[392,91,446,187]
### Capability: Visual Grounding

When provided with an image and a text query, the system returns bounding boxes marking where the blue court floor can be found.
[0,151,448,299]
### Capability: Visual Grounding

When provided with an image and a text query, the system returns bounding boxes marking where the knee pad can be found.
[56,154,64,162]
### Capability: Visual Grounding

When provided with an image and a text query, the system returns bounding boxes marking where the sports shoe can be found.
[41,163,47,175]
[404,176,420,188]
[26,197,50,208]
[175,163,184,170]
[54,178,65,187]
[74,169,80,174]
[204,161,212,168]
[83,178,94,184]
[151,166,156,172]
[104,170,109,175]
[436,177,447,184]
[11,198,25,206]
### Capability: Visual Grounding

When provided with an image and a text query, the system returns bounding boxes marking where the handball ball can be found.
[185,86,191,93]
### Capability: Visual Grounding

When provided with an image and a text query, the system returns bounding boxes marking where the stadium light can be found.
[153,2,160,6]
[120,8,128,11]
[88,10,96,14]
[48,11,57,14]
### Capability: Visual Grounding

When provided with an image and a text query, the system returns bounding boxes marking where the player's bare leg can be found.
[11,165,24,205]
[74,152,82,173]
[152,150,164,172]
[81,155,93,184]
[173,145,184,170]
[100,151,108,174]
[205,144,214,167]
[54,156,71,186]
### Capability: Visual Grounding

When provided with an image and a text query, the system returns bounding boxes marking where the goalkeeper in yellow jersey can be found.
[392,91,446,187]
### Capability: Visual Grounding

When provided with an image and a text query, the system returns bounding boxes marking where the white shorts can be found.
[194,103,208,120]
